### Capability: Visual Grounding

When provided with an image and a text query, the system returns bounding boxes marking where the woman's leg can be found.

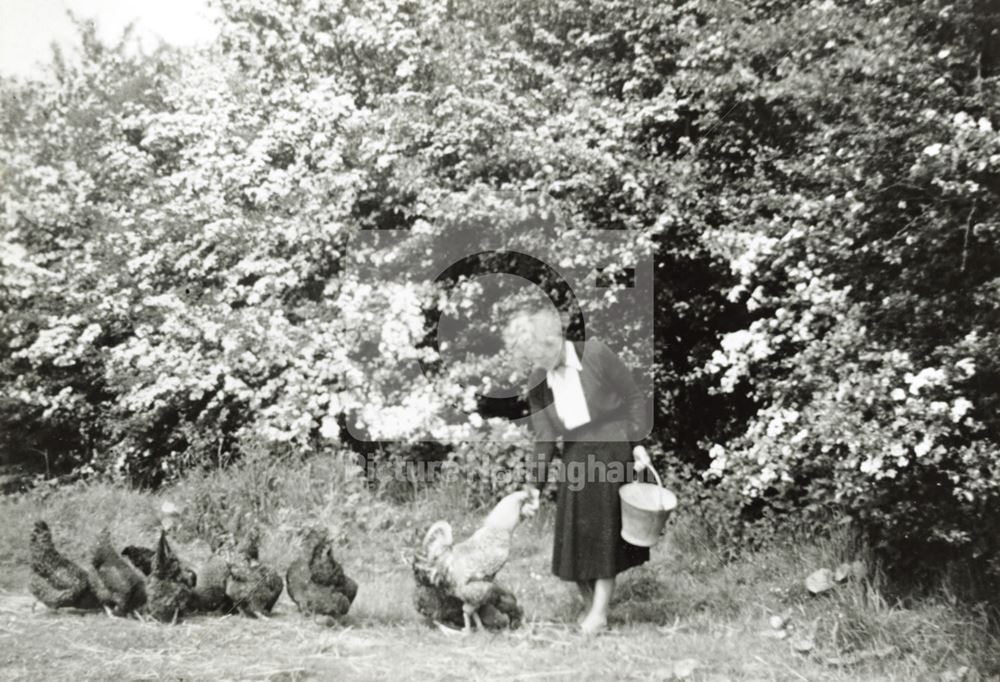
[580,577,614,633]
[575,580,595,623]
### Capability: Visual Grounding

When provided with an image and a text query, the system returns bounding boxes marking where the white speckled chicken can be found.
[413,490,534,632]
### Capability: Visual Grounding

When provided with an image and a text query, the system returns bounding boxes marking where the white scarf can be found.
[545,341,591,430]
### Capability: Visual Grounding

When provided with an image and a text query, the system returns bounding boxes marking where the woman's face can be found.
[524,328,564,371]
[506,311,565,372]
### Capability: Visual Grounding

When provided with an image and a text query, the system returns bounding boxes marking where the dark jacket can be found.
[525,338,650,486]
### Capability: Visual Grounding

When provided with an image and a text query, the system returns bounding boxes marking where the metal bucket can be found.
[619,466,677,547]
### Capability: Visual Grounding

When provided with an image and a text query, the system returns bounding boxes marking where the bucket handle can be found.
[635,463,666,510]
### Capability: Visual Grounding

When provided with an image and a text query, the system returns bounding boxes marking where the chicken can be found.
[122,544,197,588]
[144,530,198,623]
[412,490,534,632]
[88,528,147,617]
[286,526,357,621]
[28,521,101,610]
[120,545,155,574]
[224,528,283,617]
[189,532,239,613]
[413,569,523,631]
[191,552,233,613]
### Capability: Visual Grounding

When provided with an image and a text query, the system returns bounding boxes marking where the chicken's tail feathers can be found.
[238,527,262,561]
[422,521,453,551]
[30,520,53,549]
[152,530,173,578]
[29,520,57,571]
[91,528,117,565]
[413,521,453,587]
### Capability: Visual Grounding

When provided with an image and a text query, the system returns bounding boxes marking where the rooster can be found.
[88,528,147,617]
[28,521,101,611]
[286,526,357,621]
[144,530,198,623]
[413,490,534,632]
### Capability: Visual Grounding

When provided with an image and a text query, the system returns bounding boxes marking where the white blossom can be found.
[950,398,972,422]
[955,358,975,377]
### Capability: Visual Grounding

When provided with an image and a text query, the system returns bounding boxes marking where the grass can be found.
[2,453,998,681]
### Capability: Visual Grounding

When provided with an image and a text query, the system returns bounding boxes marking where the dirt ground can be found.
[0,590,947,682]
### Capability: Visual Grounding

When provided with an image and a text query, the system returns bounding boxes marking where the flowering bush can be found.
[704,302,999,565]
[2,0,1000,584]
[0,2,657,485]
[621,0,1000,579]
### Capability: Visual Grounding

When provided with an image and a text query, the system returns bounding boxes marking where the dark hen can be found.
[121,546,155,575]
[411,491,531,632]
[224,528,283,617]
[144,531,197,623]
[286,527,357,620]
[412,554,522,630]
[28,521,101,610]
[123,544,196,587]
[88,528,147,617]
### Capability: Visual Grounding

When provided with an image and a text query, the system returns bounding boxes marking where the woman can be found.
[503,305,652,634]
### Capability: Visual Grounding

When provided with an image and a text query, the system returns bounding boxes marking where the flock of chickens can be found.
[28,490,537,632]
[29,520,356,624]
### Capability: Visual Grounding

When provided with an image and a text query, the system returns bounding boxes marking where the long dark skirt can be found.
[551,438,650,581]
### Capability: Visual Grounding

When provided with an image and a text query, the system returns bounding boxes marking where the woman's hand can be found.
[523,486,541,517]
[632,445,651,472]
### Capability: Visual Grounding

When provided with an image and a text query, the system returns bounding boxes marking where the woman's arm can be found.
[526,379,559,488]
